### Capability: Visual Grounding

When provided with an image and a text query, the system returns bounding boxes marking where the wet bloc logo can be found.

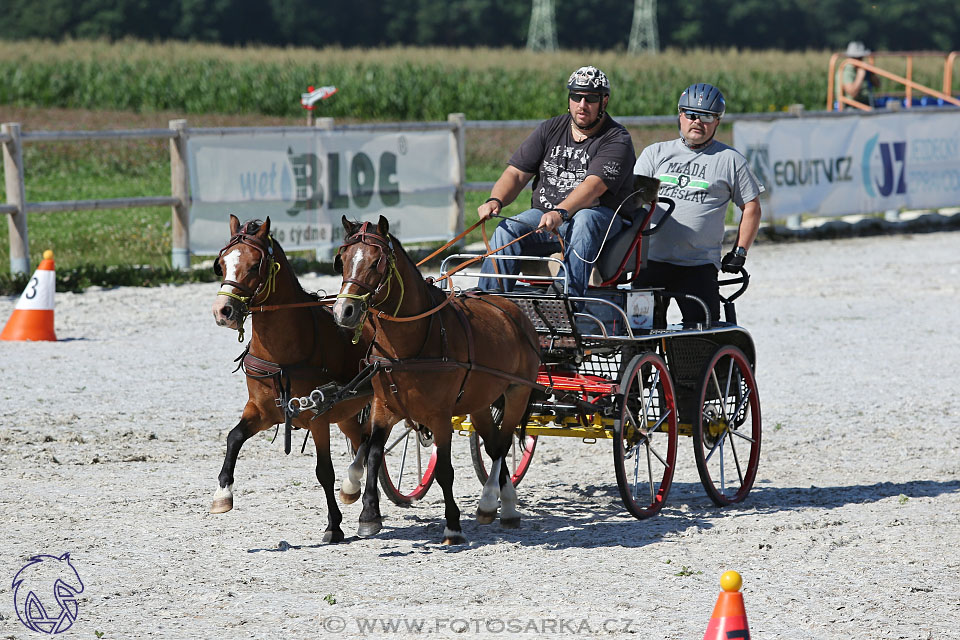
[12,553,85,634]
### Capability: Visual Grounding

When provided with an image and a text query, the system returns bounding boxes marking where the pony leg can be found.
[357,422,387,537]
[499,457,521,528]
[311,422,345,544]
[471,406,500,524]
[211,409,270,513]
[477,457,502,524]
[340,438,367,504]
[496,384,531,528]
[433,431,464,545]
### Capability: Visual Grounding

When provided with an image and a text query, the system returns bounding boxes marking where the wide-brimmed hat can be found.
[845,41,871,57]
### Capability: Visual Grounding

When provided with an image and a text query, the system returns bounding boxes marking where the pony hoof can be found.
[322,529,345,544]
[500,517,521,529]
[476,508,497,525]
[357,519,383,538]
[442,534,466,545]
[209,497,233,514]
[339,489,361,505]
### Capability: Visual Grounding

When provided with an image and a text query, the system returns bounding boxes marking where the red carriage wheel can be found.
[692,345,762,506]
[377,420,437,505]
[613,352,678,519]
[469,430,538,487]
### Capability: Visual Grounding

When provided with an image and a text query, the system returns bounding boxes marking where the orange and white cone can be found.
[703,570,750,640]
[1,250,57,341]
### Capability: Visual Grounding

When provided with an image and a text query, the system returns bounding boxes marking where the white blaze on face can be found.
[349,247,367,277]
[219,248,243,293]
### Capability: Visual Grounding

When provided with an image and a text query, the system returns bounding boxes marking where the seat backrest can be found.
[593,174,661,286]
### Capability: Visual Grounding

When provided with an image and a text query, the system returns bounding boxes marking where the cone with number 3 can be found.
[1,250,57,341]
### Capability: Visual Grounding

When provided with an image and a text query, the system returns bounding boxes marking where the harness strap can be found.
[372,288,456,323]
[448,298,475,405]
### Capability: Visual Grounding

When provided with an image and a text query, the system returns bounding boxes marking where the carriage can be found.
[286,191,762,522]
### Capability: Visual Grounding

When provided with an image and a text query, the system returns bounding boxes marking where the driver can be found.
[633,82,763,326]
[477,65,638,299]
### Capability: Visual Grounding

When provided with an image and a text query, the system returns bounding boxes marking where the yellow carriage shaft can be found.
[452,415,693,439]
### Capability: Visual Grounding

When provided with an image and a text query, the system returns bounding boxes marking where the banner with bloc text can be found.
[734,112,960,219]
[187,128,459,254]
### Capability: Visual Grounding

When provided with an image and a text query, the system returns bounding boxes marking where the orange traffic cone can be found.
[1,250,57,341]
[703,570,750,640]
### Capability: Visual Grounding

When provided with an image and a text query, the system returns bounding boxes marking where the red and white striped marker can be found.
[1,249,57,341]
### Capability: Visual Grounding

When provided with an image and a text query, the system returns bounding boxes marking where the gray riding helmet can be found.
[677,82,726,118]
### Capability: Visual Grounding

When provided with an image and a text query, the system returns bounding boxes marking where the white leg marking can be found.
[341,445,366,495]
[478,458,502,514]
[443,527,465,542]
[213,483,233,500]
[500,473,521,522]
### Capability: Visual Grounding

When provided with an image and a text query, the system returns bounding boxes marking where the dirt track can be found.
[1,230,959,639]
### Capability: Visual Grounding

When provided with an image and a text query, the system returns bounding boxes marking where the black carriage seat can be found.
[592,176,675,287]
[514,175,673,288]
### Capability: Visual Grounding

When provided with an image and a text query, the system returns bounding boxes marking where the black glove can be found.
[721,249,746,273]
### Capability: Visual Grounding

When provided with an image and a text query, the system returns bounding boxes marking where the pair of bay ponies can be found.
[210,214,541,545]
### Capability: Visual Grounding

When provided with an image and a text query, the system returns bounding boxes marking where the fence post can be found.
[313,117,336,262]
[448,113,466,242]
[2,122,29,275]
[169,119,190,270]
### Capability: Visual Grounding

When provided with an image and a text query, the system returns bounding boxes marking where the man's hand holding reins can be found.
[478,198,501,221]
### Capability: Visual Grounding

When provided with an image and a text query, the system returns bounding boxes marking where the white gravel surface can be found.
[1,231,959,639]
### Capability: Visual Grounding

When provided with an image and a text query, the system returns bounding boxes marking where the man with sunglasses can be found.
[633,82,763,327]
[476,65,637,299]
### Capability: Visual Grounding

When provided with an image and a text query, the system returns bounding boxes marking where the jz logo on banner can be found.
[862,136,907,197]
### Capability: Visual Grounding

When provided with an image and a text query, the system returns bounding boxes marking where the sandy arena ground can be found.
[1,230,959,639]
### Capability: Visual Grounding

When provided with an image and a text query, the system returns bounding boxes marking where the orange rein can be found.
[252,217,561,319]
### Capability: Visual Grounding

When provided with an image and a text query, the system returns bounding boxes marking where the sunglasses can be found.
[680,109,718,123]
[569,92,603,104]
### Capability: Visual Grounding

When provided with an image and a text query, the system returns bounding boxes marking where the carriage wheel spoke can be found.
[415,433,423,483]
[384,426,412,455]
[728,432,745,485]
[396,431,410,491]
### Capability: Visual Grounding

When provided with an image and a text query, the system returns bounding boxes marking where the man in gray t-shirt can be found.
[634,83,762,326]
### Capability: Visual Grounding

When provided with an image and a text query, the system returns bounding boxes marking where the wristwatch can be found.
[551,208,571,222]
[733,246,747,257]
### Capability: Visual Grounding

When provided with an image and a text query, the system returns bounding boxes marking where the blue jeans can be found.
[478,207,625,299]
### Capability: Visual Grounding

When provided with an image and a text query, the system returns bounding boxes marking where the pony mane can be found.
[235,219,315,302]
[389,232,445,302]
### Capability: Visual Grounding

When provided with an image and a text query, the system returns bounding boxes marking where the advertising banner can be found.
[734,112,960,218]
[187,128,459,254]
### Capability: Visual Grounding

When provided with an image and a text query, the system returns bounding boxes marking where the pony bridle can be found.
[215,224,281,339]
[335,222,404,336]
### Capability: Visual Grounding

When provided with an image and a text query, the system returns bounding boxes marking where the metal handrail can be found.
[829,50,960,111]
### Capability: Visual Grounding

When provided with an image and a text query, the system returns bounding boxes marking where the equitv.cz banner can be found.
[734,111,960,219]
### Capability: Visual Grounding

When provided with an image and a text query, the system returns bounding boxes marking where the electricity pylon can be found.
[527,0,558,52]
[628,0,659,54]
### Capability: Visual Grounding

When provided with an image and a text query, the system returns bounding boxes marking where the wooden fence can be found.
[4,109,858,274]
